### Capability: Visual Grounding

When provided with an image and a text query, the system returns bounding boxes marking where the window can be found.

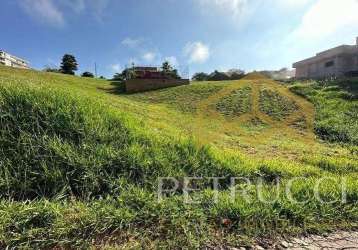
[325,61,334,67]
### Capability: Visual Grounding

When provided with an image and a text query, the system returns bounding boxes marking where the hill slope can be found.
[0,66,357,249]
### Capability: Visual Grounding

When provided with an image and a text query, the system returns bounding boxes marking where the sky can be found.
[1,0,358,78]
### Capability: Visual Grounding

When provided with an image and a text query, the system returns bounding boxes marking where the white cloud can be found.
[121,37,142,48]
[292,0,358,40]
[19,0,110,26]
[198,0,248,18]
[184,41,210,63]
[142,52,156,62]
[20,0,65,27]
[110,63,121,72]
[274,0,313,8]
[164,56,178,67]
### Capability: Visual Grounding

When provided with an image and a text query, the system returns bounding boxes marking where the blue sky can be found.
[1,0,358,78]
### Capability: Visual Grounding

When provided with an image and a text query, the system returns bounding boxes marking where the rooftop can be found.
[0,50,29,63]
[293,37,358,67]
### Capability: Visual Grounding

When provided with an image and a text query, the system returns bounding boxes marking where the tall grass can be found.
[216,86,252,117]
[0,68,357,248]
[289,79,358,144]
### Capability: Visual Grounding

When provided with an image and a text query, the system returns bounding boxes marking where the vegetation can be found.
[192,72,209,81]
[81,71,94,78]
[192,69,245,81]
[162,61,180,79]
[259,88,298,120]
[60,54,78,75]
[126,82,225,113]
[216,86,252,117]
[43,67,61,73]
[289,78,358,144]
[0,66,357,249]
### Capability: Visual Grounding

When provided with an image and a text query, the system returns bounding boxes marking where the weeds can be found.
[216,86,252,117]
[0,66,357,248]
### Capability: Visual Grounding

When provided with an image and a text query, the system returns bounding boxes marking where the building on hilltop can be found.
[293,37,358,79]
[132,66,163,79]
[0,50,29,69]
[125,65,189,93]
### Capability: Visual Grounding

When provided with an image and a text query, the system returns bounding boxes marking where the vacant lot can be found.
[0,66,357,249]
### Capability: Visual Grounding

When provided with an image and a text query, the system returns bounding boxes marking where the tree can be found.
[112,68,136,81]
[161,61,180,79]
[229,72,245,80]
[192,72,209,81]
[162,61,172,73]
[43,67,61,73]
[99,76,106,79]
[227,68,245,80]
[112,72,124,81]
[81,71,94,78]
[60,54,78,75]
[207,70,230,81]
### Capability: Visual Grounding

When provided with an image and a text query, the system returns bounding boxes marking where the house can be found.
[292,37,358,79]
[0,50,29,69]
[125,66,189,93]
[133,66,164,79]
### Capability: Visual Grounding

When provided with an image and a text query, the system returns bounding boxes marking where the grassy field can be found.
[289,78,358,145]
[0,66,357,249]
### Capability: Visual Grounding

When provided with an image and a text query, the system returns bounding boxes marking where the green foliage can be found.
[0,66,358,248]
[193,69,245,81]
[192,72,209,81]
[208,70,231,81]
[259,88,298,120]
[126,82,225,113]
[216,86,252,117]
[60,54,78,75]
[289,79,358,144]
[43,67,61,73]
[0,84,242,199]
[113,68,136,81]
[81,71,94,78]
[162,61,180,79]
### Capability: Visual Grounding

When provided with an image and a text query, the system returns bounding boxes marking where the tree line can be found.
[43,54,105,79]
[112,61,180,81]
[192,69,245,81]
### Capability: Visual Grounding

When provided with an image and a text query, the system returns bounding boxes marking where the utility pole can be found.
[94,62,98,78]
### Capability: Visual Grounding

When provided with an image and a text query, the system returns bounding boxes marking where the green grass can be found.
[289,78,358,144]
[0,66,357,249]
[215,86,252,117]
[125,82,225,113]
[259,88,298,120]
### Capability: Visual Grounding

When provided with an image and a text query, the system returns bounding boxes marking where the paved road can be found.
[248,231,358,249]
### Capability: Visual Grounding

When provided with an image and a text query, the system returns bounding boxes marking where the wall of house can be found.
[295,54,358,79]
[125,78,190,93]
[293,39,358,79]
[0,52,29,69]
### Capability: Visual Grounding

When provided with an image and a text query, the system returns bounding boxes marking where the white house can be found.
[0,50,29,69]
[293,37,358,79]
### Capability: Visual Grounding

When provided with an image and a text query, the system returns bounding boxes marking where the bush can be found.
[81,72,94,78]
[289,80,358,144]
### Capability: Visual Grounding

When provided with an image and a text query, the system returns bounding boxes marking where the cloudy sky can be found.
[1,0,358,77]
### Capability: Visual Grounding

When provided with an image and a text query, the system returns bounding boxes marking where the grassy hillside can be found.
[289,78,358,145]
[0,66,357,249]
